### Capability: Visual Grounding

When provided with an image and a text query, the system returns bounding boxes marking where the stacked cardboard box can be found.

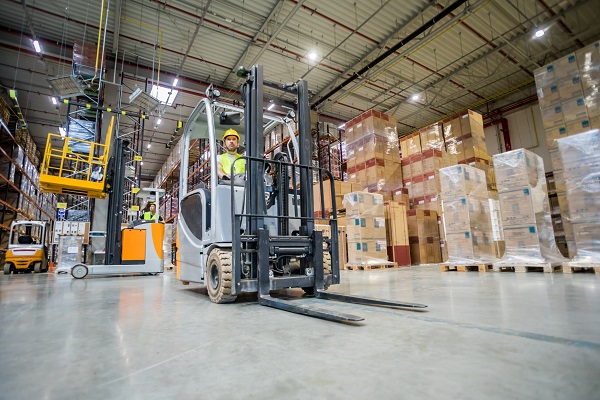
[343,192,389,265]
[493,149,565,266]
[407,209,442,265]
[384,201,410,266]
[345,110,402,196]
[439,165,496,264]
[535,42,600,257]
[315,224,348,269]
[313,180,360,218]
[557,129,600,262]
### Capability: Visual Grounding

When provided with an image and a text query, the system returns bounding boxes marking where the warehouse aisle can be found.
[0,268,599,400]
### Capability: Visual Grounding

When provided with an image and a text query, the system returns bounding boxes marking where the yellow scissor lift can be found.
[39,116,114,199]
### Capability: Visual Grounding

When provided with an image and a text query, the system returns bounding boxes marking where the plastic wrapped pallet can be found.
[557,129,600,263]
[439,165,497,264]
[55,235,84,273]
[343,192,389,266]
[492,149,566,266]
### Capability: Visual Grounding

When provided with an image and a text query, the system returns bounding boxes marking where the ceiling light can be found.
[141,162,144,166]
[59,127,66,137]
[412,94,420,101]
[129,88,161,112]
[535,29,545,38]
[51,97,58,105]
[150,85,178,106]
[47,75,85,99]
[308,51,317,61]
[33,40,42,53]
[173,78,178,87]
[147,143,151,149]
[268,104,275,111]
[157,118,162,125]
[338,124,345,129]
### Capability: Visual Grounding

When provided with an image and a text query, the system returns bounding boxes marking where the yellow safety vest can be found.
[143,212,156,220]
[219,153,246,175]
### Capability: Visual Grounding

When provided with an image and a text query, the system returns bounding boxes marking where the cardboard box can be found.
[541,105,564,129]
[422,149,443,175]
[562,97,589,122]
[410,154,423,177]
[503,226,542,257]
[554,53,579,79]
[387,245,410,266]
[566,118,593,136]
[498,188,537,226]
[493,149,541,192]
[537,83,561,108]
[545,125,567,149]
[566,189,600,222]
[384,201,409,246]
[392,187,409,205]
[557,76,584,100]
[343,192,384,216]
[439,164,487,200]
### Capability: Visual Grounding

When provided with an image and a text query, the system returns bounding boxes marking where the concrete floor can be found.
[0,267,599,400]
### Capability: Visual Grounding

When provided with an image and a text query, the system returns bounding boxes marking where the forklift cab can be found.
[4,221,50,274]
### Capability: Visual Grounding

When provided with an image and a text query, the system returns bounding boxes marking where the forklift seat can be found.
[18,235,33,245]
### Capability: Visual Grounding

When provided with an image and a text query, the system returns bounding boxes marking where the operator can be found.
[217,128,246,180]
[143,202,163,222]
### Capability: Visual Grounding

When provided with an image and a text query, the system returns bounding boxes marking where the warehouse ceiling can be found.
[1,0,599,180]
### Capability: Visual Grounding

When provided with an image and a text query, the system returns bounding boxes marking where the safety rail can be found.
[39,116,114,199]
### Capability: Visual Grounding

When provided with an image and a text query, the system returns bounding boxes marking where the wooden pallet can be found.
[493,263,562,273]
[562,262,600,275]
[344,262,398,271]
[440,264,493,272]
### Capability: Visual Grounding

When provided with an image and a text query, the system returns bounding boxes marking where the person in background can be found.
[143,202,163,222]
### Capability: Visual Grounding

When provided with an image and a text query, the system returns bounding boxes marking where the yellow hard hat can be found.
[222,128,240,141]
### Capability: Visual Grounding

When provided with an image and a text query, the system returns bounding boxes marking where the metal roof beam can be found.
[221,0,284,86]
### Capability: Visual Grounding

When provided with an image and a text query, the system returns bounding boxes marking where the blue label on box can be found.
[529,227,536,233]
[547,65,554,72]
[551,85,558,92]
[555,106,562,113]
[573,76,580,84]
[577,98,584,106]
[559,127,566,135]
[461,198,466,205]
[465,232,471,239]
[523,188,530,195]
[582,120,590,128]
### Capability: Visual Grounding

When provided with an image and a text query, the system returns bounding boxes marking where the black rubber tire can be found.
[302,251,332,295]
[206,249,237,304]
[71,264,88,279]
[3,264,10,275]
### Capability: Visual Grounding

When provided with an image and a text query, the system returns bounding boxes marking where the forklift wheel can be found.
[206,249,237,304]
[34,262,42,273]
[71,264,89,279]
[3,264,10,275]
[302,251,332,295]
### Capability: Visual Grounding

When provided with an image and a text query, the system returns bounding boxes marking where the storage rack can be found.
[0,93,56,263]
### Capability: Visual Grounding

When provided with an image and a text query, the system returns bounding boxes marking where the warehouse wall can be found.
[484,102,553,172]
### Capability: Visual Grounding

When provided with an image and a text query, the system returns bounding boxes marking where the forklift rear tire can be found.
[302,252,332,295]
[71,264,88,279]
[3,264,10,275]
[34,262,42,273]
[206,249,237,304]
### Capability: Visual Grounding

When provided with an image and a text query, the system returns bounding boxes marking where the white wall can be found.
[484,103,553,172]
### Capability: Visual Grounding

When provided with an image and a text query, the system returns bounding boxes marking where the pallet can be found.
[344,262,398,271]
[562,262,600,275]
[440,264,493,272]
[493,263,562,273]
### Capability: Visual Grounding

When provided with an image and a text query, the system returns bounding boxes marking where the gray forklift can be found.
[176,64,426,322]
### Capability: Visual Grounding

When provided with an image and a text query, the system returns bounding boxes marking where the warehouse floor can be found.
[1,267,599,400]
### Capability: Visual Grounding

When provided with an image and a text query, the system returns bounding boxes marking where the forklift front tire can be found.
[3,264,10,275]
[206,249,237,304]
[34,262,42,273]
[71,264,89,279]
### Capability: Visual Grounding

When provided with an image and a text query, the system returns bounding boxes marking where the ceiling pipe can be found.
[311,0,469,110]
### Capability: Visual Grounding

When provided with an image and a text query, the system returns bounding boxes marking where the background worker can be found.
[217,128,245,180]
[142,202,163,222]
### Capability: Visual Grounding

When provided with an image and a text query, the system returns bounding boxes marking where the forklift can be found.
[4,220,50,274]
[176,64,426,322]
